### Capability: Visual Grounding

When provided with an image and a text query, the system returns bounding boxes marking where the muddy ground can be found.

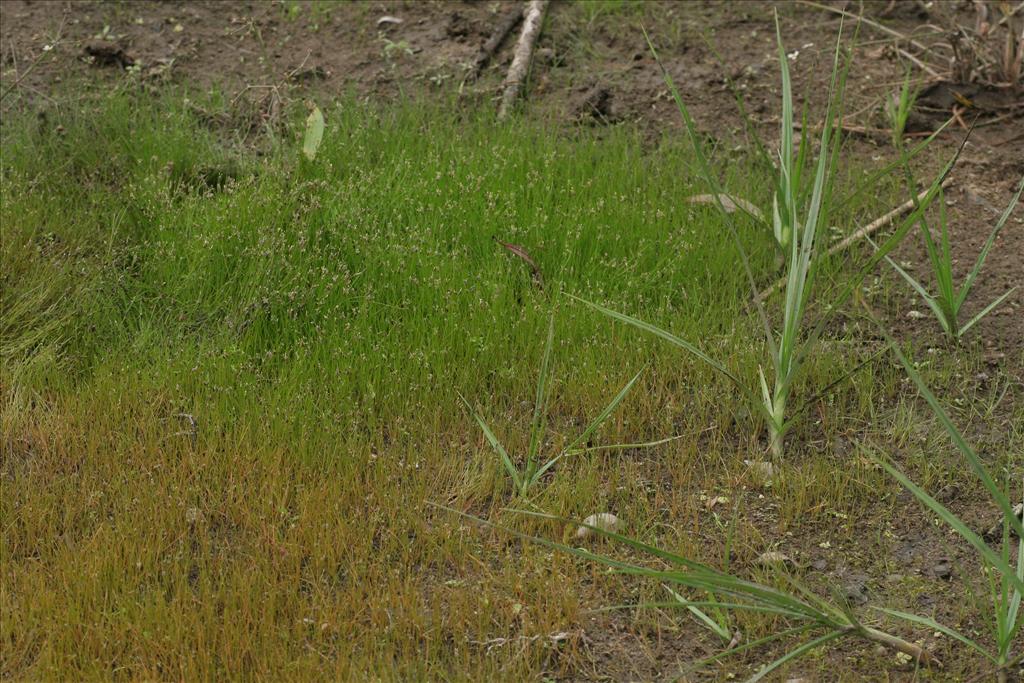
[2,1,1021,681]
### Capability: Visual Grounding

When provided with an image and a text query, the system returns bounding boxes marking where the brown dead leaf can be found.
[704,495,729,511]
[495,239,544,288]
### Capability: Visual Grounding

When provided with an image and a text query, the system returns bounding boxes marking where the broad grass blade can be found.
[876,456,1024,594]
[959,286,1018,336]
[527,314,556,468]
[642,27,777,356]
[569,294,773,425]
[460,393,522,493]
[794,140,964,370]
[875,607,996,663]
[565,434,684,455]
[672,625,816,679]
[883,333,1024,543]
[667,586,732,640]
[958,176,1023,308]
[876,243,951,336]
[560,367,644,457]
[746,629,847,682]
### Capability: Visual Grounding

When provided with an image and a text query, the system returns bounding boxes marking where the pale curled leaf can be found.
[686,193,766,222]
[303,105,325,161]
[575,513,621,539]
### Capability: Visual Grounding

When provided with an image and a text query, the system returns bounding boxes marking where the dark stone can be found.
[84,41,135,68]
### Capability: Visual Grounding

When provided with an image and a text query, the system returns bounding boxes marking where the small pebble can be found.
[934,484,959,504]
[841,575,869,606]
[930,559,952,580]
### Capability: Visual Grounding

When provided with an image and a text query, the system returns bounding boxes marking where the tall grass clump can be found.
[881,80,1022,341]
[880,176,1021,341]
[576,17,955,458]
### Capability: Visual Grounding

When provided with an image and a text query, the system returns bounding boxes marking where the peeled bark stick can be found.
[467,7,523,81]
[497,0,550,120]
[860,626,940,667]
[755,178,954,302]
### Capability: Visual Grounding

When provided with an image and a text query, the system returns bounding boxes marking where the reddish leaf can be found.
[495,238,544,288]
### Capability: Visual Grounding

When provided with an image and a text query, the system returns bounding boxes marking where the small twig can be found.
[879,0,898,18]
[895,46,943,79]
[973,110,1019,128]
[756,178,954,302]
[995,1,1024,28]
[993,128,1024,146]
[0,14,66,105]
[789,347,888,420]
[465,7,523,83]
[469,631,571,651]
[793,119,889,141]
[797,1,940,59]
[175,413,199,448]
[951,103,969,130]
[284,50,313,81]
[497,0,550,120]
[860,625,940,667]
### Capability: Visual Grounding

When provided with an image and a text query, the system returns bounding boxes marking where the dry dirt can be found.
[2,1,1021,681]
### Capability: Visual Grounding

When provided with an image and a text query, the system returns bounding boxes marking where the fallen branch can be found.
[497,0,550,120]
[466,7,523,82]
[793,119,890,142]
[756,178,954,302]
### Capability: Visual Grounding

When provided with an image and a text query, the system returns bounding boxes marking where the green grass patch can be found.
[3,90,1007,680]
